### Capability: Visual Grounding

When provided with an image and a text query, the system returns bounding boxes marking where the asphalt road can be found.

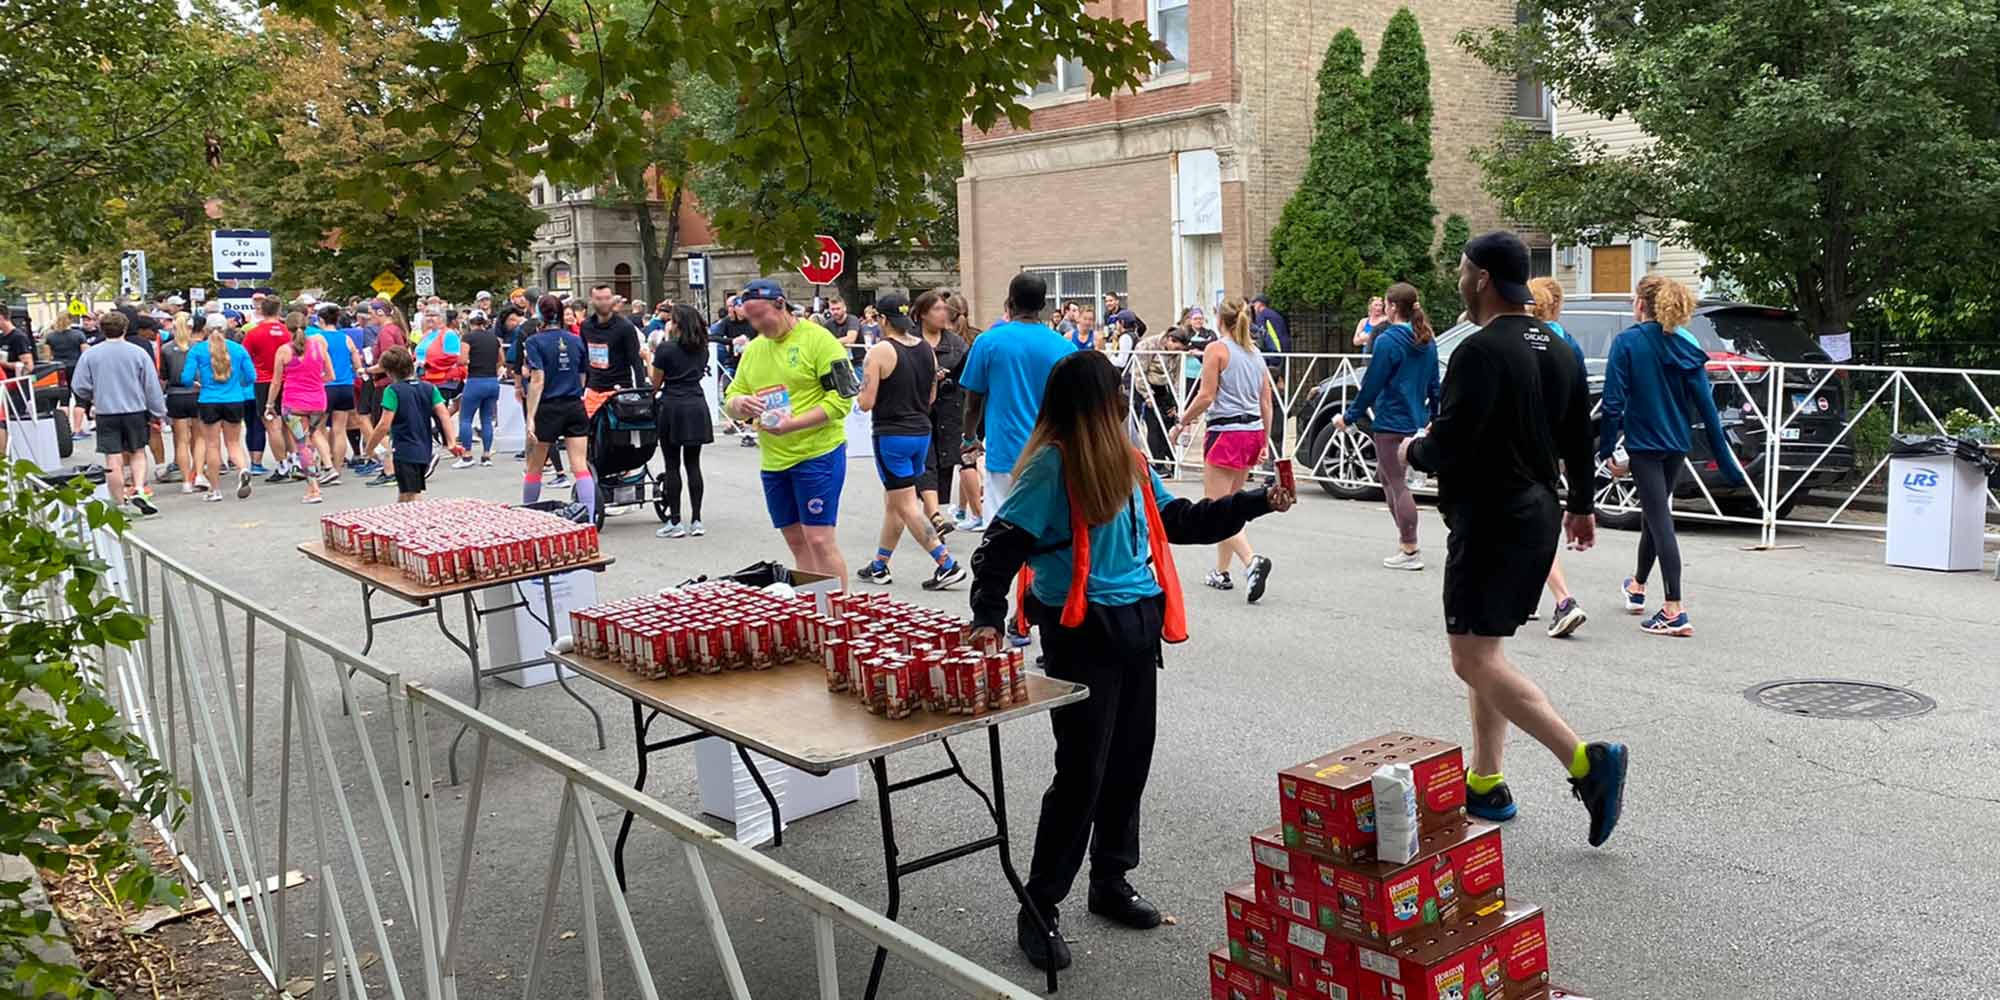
[111,435,2000,999]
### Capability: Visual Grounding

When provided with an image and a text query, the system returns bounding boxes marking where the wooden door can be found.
[1590,245,1632,295]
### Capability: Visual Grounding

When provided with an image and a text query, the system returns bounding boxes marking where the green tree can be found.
[0,464,183,999]
[1462,0,2000,336]
[1430,212,1471,307]
[1370,8,1440,289]
[268,0,1162,269]
[1266,29,1389,316]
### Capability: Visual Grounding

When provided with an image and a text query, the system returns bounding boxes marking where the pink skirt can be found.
[1203,428,1265,470]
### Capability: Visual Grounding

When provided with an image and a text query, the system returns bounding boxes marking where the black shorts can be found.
[326,384,357,412]
[394,459,429,494]
[200,401,246,425]
[534,396,590,442]
[1441,486,1560,637]
[253,381,272,411]
[96,412,151,455]
[166,394,200,420]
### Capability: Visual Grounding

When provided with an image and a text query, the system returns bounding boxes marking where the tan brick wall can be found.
[959,157,1174,325]
[1234,0,1520,290]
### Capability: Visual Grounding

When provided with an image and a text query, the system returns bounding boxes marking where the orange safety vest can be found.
[1012,449,1188,643]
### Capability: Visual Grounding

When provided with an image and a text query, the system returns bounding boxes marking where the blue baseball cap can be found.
[740,279,786,303]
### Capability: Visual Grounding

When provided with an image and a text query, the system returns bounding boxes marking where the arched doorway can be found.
[545,261,572,294]
[613,263,634,302]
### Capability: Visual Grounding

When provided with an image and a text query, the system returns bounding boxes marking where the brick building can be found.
[957,0,1546,328]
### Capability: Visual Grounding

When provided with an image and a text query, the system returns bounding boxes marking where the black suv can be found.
[1292,297,1857,528]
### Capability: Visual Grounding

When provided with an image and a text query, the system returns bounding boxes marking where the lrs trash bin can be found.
[1886,454,1988,571]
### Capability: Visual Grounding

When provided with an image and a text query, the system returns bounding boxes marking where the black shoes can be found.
[1087,878,1162,930]
[1016,906,1071,971]
[1245,555,1273,604]
[1465,781,1518,822]
[1569,741,1630,848]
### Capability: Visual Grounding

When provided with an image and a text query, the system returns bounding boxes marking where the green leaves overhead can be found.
[269,0,1163,268]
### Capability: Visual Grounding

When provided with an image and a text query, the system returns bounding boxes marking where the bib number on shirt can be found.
[755,384,793,421]
[588,342,610,369]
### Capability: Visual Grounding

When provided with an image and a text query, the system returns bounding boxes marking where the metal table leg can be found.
[987,725,1057,995]
[863,757,901,1000]
[609,706,772,892]
[537,576,606,750]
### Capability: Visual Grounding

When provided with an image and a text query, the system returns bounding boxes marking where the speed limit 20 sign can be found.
[797,234,845,286]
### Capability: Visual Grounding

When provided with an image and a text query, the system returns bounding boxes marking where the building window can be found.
[546,262,572,293]
[1021,264,1129,318]
[1032,55,1086,96]
[1529,247,1553,278]
[613,263,634,301]
[1149,0,1189,75]
[1513,5,1546,122]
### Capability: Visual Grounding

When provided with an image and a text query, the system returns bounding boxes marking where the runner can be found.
[1527,276,1588,637]
[1601,274,1744,637]
[241,297,294,478]
[310,304,366,473]
[722,279,856,589]
[1330,282,1440,571]
[649,304,714,538]
[451,311,502,468]
[69,312,165,515]
[364,348,465,502]
[415,309,467,404]
[945,292,985,530]
[1401,231,1627,843]
[913,289,970,538]
[180,317,256,502]
[855,293,965,590]
[966,350,1293,972]
[1171,297,1278,602]
[41,314,88,438]
[158,315,203,493]
[521,294,593,507]
[268,317,337,503]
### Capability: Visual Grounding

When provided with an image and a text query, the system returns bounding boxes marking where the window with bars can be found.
[1020,264,1129,317]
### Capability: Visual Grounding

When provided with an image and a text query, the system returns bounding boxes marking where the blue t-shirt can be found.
[1000,448,1170,608]
[181,340,256,404]
[958,321,1077,475]
[524,328,586,399]
[308,325,358,384]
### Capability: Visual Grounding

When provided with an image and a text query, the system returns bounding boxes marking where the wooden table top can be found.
[552,648,1088,773]
[297,541,616,605]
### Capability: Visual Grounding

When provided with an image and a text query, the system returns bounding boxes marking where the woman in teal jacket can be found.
[181,323,258,500]
[1331,283,1440,570]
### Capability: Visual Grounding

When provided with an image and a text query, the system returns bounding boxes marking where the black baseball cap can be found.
[740,278,786,303]
[875,293,915,333]
[1462,231,1536,305]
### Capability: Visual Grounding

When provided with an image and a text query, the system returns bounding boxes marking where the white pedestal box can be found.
[1885,455,1988,572]
[478,569,598,687]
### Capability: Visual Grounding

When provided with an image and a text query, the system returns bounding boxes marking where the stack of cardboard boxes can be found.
[1208,732,1574,1000]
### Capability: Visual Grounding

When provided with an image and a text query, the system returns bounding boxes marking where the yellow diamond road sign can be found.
[370,271,404,298]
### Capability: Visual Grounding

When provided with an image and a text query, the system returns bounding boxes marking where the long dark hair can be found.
[913,289,949,334]
[669,303,708,361]
[537,293,564,328]
[1385,282,1434,346]
[1013,352,1143,526]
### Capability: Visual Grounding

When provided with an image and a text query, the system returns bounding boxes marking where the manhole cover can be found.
[1743,679,1936,720]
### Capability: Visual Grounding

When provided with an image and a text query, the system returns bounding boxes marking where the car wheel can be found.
[1308,423,1382,501]
[1591,457,1643,531]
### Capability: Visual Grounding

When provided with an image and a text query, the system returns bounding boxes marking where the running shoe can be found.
[688,520,706,537]
[302,494,324,505]
[479,456,494,468]
[365,472,397,487]
[1006,625,1032,648]
[236,470,253,500]
[739,434,757,448]
[249,463,269,475]
[1204,569,1234,591]
[1465,781,1518,822]
[353,460,382,476]
[931,510,955,538]
[513,449,526,460]
[203,491,224,503]
[922,561,968,591]
[427,453,442,479]
[158,464,184,484]
[1245,555,1273,604]
[1546,597,1587,638]
[655,521,687,539]
[857,562,893,586]
[128,494,161,517]
[180,483,201,495]
[265,468,292,484]
[1569,742,1629,847]
[316,469,341,486]
[1640,609,1693,637]
[1382,550,1424,571]
[452,456,478,470]
[545,471,572,488]
[955,512,987,532]
[1621,578,1646,614]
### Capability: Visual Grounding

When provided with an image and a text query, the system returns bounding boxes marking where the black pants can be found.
[1023,595,1163,914]
[1143,384,1177,473]
[1631,453,1683,601]
[658,443,704,521]
[923,407,962,506]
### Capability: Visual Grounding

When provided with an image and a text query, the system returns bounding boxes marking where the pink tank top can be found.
[280,338,329,412]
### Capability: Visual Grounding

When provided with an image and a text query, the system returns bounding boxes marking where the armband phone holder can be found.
[822,358,861,398]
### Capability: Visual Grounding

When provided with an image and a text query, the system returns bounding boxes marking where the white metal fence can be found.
[1125,350,2000,548]
[38,489,1033,998]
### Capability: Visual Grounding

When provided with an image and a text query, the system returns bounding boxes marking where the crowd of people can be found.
[7,230,1776,974]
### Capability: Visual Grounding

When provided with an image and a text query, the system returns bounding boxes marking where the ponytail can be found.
[208,328,232,382]
[1385,282,1433,346]
[1218,296,1257,352]
[1636,274,1695,332]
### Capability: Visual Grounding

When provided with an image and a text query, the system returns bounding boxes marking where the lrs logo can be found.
[1903,468,1939,489]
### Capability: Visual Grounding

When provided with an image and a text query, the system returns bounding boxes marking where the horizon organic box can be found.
[1280,734,1466,864]
[1212,948,1299,1000]
[1350,902,1550,1000]
[1252,826,1317,925]
[1226,883,1292,984]
[1309,821,1506,949]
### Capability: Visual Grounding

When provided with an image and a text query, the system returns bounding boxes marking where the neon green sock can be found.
[1466,770,1505,794]
[1567,743,1591,779]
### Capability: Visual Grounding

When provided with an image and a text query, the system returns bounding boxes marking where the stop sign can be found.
[797,234,845,286]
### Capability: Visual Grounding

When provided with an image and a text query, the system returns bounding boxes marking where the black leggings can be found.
[1631,454,1683,602]
[658,443,704,521]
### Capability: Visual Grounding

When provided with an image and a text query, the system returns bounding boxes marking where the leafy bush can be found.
[0,461,181,999]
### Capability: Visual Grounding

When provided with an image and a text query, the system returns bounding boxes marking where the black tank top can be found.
[871,336,935,437]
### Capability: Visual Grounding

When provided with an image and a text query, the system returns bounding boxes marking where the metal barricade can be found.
[41,500,1032,998]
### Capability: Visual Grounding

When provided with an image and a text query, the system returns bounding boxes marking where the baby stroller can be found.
[587,387,664,527]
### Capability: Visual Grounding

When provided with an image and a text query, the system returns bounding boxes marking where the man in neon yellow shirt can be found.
[724,279,857,588]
